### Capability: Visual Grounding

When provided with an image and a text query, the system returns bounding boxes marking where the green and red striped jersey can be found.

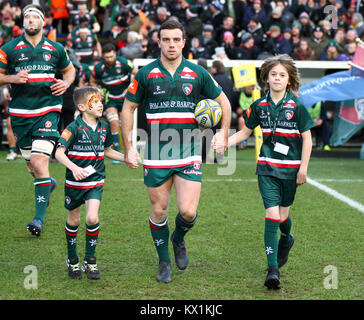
[125,57,222,168]
[69,33,97,65]
[244,91,315,179]
[92,56,134,101]
[57,115,113,189]
[0,34,71,118]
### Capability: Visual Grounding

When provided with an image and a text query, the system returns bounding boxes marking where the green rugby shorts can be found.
[144,163,202,187]
[11,112,60,148]
[65,185,103,210]
[258,175,297,209]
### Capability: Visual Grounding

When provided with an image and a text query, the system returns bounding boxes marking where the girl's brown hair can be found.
[260,54,300,96]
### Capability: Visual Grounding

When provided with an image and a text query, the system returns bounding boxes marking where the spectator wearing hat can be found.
[208,0,225,30]
[212,46,230,62]
[264,5,286,34]
[222,31,237,59]
[263,25,292,55]
[245,16,264,47]
[309,25,329,60]
[320,39,340,61]
[298,11,314,38]
[291,22,302,49]
[337,7,349,31]
[242,0,267,27]
[292,38,315,60]
[234,32,261,59]
[201,24,218,58]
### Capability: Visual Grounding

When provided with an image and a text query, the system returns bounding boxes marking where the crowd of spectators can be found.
[1,0,363,65]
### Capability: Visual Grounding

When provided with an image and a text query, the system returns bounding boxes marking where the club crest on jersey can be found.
[45,120,52,128]
[285,110,294,120]
[182,83,193,95]
[43,53,51,62]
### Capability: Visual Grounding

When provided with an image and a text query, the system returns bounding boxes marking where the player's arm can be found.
[121,98,141,168]
[104,147,125,162]
[296,129,312,186]
[0,67,30,85]
[212,91,231,153]
[55,146,89,181]
[51,62,76,96]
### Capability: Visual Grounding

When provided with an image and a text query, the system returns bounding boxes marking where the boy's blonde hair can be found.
[260,54,300,96]
[73,86,102,109]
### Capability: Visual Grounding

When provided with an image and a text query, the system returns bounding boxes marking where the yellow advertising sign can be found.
[232,63,257,88]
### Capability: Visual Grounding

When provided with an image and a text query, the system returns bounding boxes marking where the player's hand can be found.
[212,130,228,154]
[125,147,141,169]
[50,79,68,96]
[72,166,89,181]
[13,69,30,84]
[296,168,307,186]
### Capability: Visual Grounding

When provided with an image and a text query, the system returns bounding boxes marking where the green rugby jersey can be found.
[92,56,134,101]
[243,91,315,179]
[125,57,222,168]
[0,34,71,118]
[57,115,113,189]
[70,33,97,65]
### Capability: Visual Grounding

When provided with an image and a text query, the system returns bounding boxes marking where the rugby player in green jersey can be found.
[0,4,76,237]
[56,86,125,279]
[90,43,137,163]
[121,20,231,283]
[223,54,315,290]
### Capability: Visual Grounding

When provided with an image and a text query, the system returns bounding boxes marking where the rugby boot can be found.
[278,234,295,268]
[156,261,172,283]
[264,266,281,290]
[171,231,189,270]
[27,219,42,237]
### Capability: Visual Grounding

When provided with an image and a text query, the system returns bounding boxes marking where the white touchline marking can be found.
[307,177,364,213]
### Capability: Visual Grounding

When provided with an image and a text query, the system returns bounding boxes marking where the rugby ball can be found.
[194,99,222,128]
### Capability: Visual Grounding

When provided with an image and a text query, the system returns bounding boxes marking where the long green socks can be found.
[264,218,280,268]
[33,178,52,224]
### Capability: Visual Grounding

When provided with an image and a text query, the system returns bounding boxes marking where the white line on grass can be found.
[307,177,364,213]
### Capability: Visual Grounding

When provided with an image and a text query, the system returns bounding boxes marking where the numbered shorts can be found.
[65,185,103,211]
[258,175,297,209]
[144,163,202,187]
[10,112,60,148]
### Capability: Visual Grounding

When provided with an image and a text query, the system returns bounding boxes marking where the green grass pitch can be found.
[0,148,363,300]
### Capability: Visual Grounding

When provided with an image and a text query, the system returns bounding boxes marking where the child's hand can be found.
[296,168,307,186]
[72,166,89,181]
